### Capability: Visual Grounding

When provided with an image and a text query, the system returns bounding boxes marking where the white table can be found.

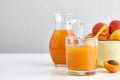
[0,53,120,80]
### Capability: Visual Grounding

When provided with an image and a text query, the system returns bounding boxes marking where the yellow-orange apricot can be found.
[104,60,120,73]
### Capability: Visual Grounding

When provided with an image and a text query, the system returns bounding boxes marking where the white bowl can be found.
[98,41,120,67]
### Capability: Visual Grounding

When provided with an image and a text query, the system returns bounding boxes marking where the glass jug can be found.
[49,13,82,66]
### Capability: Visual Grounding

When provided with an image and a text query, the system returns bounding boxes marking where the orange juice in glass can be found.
[66,36,98,76]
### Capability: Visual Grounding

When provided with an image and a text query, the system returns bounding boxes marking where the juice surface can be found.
[49,29,75,64]
[66,45,98,70]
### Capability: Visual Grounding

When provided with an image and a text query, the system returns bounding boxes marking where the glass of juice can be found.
[66,36,98,76]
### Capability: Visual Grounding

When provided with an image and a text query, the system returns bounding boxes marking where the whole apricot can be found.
[86,32,109,41]
[104,60,120,73]
[109,20,120,34]
[98,34,110,41]
[109,29,120,40]
[92,22,109,36]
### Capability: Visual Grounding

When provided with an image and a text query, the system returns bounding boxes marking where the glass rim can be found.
[66,36,96,40]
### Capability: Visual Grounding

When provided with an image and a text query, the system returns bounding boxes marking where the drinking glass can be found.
[66,36,98,76]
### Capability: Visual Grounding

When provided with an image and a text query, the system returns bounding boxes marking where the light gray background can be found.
[0,0,120,53]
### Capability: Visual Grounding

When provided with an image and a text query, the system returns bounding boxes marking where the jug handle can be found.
[78,20,84,37]
[71,19,84,37]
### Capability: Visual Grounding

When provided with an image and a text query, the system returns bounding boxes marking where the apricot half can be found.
[104,60,120,73]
